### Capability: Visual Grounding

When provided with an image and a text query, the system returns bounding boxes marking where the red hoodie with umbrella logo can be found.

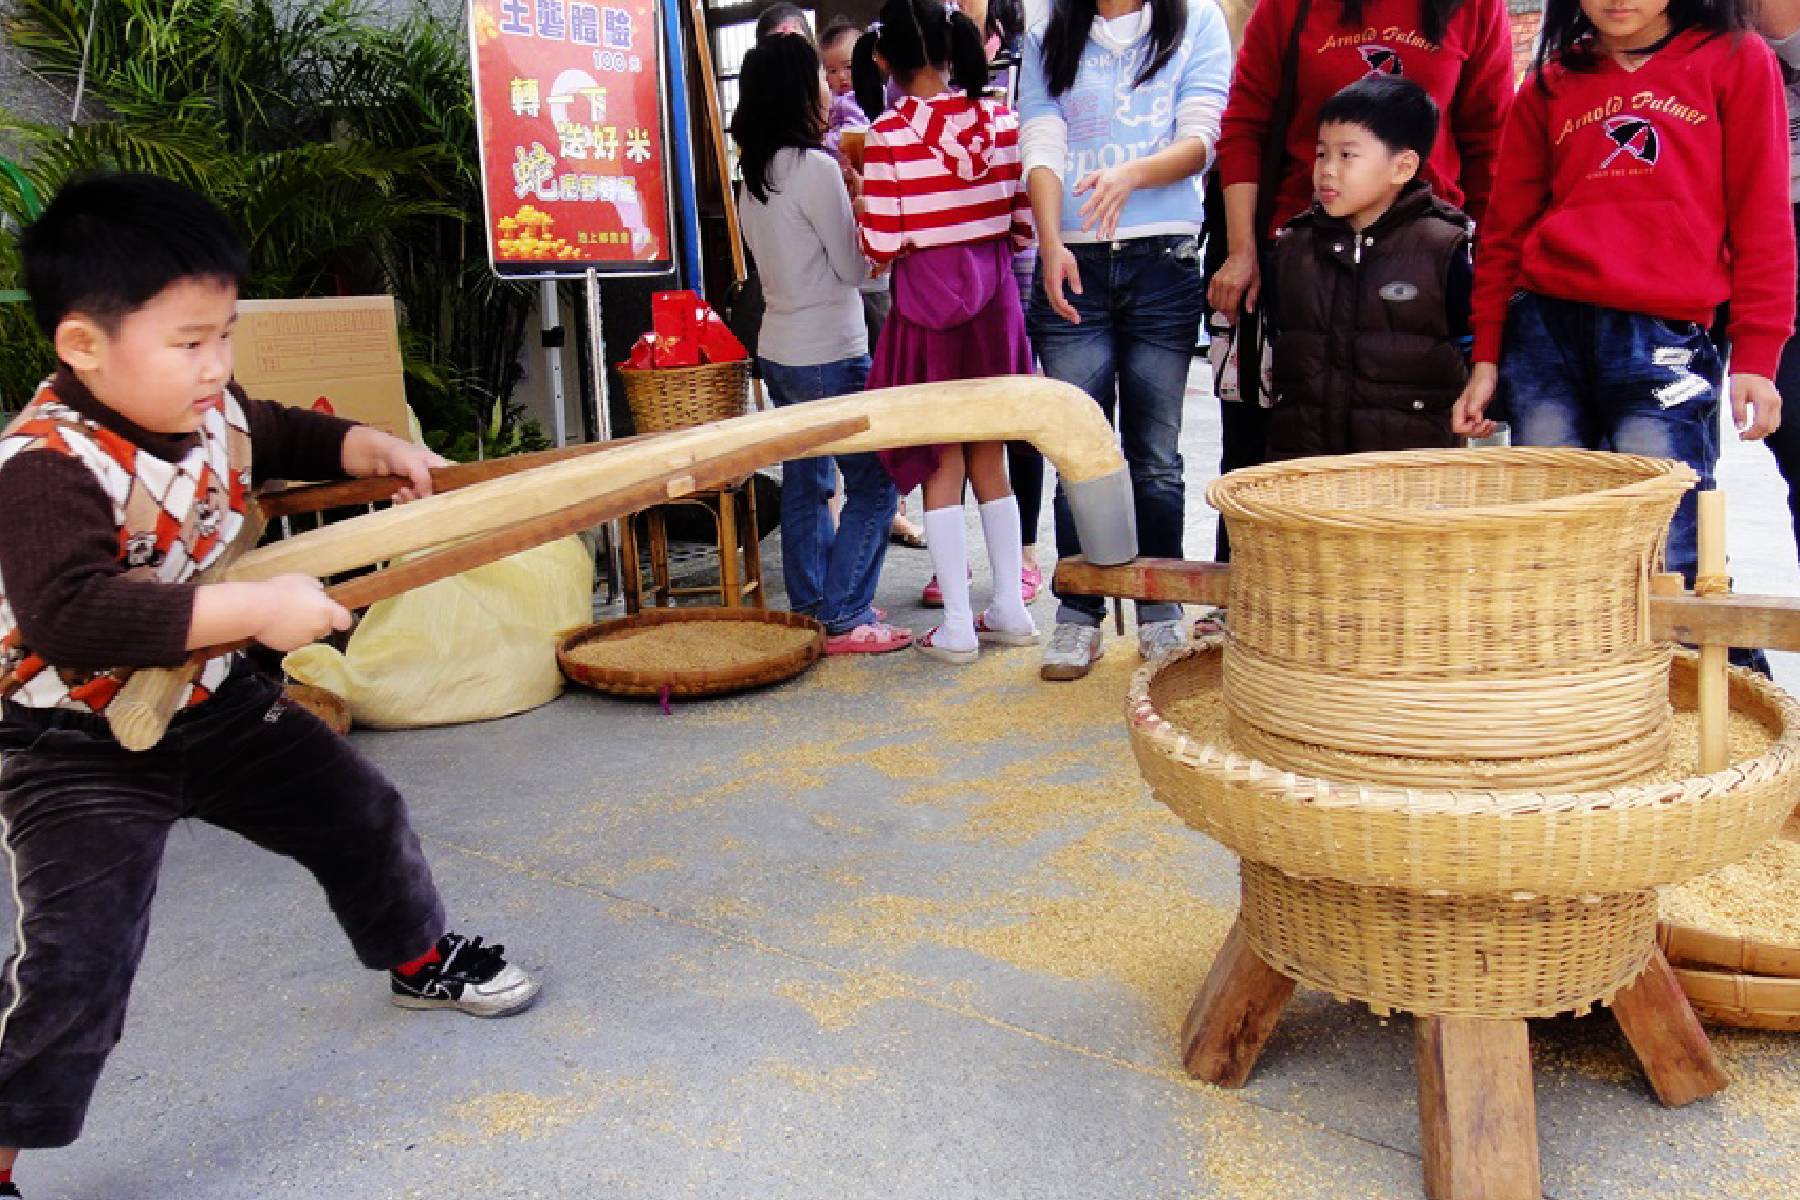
[1471,29,1796,377]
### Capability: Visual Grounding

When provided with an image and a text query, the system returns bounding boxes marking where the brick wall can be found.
[1509,0,1542,82]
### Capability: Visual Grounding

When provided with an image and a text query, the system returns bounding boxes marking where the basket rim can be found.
[1206,447,1698,530]
[1669,962,1800,1029]
[1129,639,1800,829]
[557,606,823,698]
[617,359,750,378]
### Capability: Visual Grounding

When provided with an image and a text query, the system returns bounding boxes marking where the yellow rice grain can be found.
[566,620,814,673]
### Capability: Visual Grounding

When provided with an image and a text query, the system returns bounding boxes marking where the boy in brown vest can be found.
[0,174,540,1197]
[1264,75,1474,460]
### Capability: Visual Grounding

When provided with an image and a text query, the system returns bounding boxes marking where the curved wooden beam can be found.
[227,376,1133,584]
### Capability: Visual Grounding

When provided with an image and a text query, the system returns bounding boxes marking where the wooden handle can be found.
[256,434,654,518]
[166,414,869,682]
[1696,490,1729,773]
[105,505,271,751]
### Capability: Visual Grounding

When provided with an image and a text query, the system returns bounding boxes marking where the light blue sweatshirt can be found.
[1016,3,1232,242]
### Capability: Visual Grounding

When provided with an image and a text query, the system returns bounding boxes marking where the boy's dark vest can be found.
[1267,184,1470,460]
[0,380,253,713]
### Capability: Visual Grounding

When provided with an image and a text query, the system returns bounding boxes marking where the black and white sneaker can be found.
[0,1180,22,1198]
[390,932,540,1018]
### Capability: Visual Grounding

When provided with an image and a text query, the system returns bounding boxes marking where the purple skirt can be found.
[870,239,1034,493]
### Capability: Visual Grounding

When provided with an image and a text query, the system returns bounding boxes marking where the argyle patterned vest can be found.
[0,379,253,713]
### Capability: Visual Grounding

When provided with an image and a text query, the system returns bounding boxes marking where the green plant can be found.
[0,0,545,456]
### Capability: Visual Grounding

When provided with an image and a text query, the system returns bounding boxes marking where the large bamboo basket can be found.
[1129,647,1800,900]
[1130,643,1800,1017]
[559,608,823,699]
[1207,448,1695,790]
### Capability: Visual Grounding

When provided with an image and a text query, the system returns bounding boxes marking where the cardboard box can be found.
[233,296,417,442]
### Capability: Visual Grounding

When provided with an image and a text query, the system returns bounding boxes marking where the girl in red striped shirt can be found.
[855,0,1039,663]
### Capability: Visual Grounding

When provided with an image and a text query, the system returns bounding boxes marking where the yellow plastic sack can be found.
[284,536,593,729]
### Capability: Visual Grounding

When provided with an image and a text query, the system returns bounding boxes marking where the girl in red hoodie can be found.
[857,0,1038,663]
[1454,0,1794,592]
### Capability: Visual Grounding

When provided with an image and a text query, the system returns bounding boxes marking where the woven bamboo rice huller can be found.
[1207,448,1696,789]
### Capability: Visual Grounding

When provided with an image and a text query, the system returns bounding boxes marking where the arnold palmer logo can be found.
[1318,27,1439,53]
[1556,91,1709,145]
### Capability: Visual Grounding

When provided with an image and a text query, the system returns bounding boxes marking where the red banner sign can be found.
[469,0,672,276]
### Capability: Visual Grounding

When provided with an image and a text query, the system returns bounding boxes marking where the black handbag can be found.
[1203,0,1312,408]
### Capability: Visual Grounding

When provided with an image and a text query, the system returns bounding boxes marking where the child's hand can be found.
[1074,164,1140,241]
[1452,363,1500,438]
[253,575,353,652]
[342,426,450,503]
[1207,250,1261,319]
[1729,373,1783,440]
[1040,239,1084,325]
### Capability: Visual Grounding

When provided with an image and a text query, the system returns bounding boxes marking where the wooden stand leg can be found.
[1415,1016,1541,1200]
[1179,920,1296,1087]
[1610,948,1729,1107]
[718,487,741,607]
[741,478,765,608]
[648,508,672,607]
[620,514,644,615]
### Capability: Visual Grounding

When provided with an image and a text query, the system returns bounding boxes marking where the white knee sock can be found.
[979,496,1035,631]
[923,506,977,650]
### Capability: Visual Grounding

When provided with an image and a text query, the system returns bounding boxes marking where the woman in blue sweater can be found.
[1018,0,1231,681]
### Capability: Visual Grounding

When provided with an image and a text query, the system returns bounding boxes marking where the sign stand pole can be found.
[586,268,624,600]
[538,279,567,448]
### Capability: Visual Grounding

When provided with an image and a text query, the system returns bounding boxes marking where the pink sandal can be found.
[1020,563,1044,604]
[825,622,914,656]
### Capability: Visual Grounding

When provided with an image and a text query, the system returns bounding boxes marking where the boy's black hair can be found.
[755,2,815,43]
[730,33,828,205]
[1317,75,1440,161]
[1532,0,1747,88]
[19,172,250,338]
[854,0,988,108]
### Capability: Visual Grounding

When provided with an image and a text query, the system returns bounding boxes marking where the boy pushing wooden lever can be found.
[0,174,540,1198]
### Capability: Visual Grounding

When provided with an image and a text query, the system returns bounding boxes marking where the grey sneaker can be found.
[391,932,540,1018]
[1040,621,1103,681]
[1137,618,1189,663]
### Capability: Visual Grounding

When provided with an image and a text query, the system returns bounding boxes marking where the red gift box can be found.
[622,291,747,370]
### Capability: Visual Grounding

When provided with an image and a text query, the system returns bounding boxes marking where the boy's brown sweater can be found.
[0,368,353,673]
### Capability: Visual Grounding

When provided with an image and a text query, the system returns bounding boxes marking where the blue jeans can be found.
[758,355,892,634]
[1498,293,1721,584]
[1029,234,1204,626]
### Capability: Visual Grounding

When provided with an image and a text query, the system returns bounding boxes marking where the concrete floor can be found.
[16,368,1800,1199]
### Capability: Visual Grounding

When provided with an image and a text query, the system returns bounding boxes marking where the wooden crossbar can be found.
[1051,557,1800,653]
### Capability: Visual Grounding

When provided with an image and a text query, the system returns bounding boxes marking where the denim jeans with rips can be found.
[758,355,893,635]
[1497,292,1722,583]
[1029,234,1204,628]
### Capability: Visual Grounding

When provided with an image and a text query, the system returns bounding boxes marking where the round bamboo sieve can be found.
[1207,448,1695,790]
[1130,646,1800,898]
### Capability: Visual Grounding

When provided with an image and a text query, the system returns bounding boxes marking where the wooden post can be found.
[1696,491,1729,773]
[1610,948,1730,1107]
[1179,920,1297,1088]
[1414,1016,1542,1200]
